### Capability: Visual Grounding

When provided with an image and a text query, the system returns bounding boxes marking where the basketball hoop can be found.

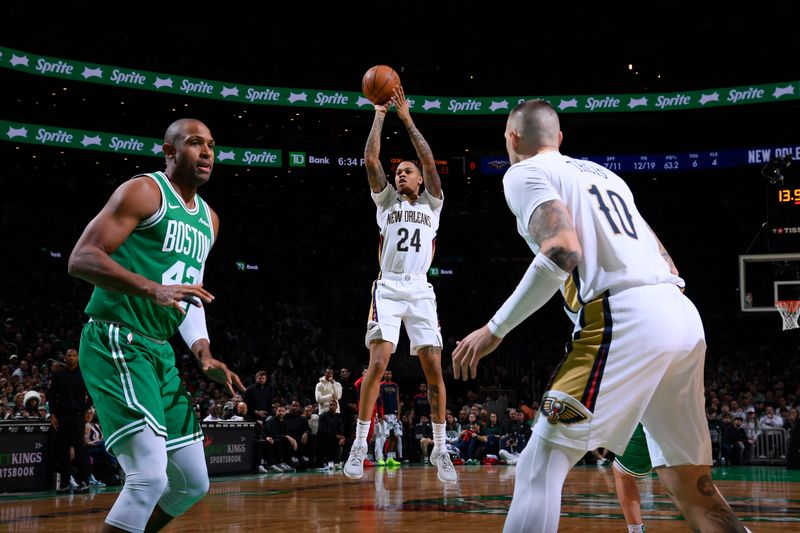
[776,300,800,330]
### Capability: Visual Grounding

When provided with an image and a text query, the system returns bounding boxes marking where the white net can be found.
[776,300,800,331]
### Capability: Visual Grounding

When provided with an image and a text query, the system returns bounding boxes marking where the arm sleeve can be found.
[333,382,342,400]
[178,302,209,349]
[488,252,569,338]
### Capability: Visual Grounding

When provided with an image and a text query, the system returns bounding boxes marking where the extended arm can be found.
[452,200,581,379]
[393,86,442,199]
[365,103,390,193]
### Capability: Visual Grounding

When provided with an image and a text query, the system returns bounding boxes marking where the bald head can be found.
[164,118,207,145]
[506,100,561,158]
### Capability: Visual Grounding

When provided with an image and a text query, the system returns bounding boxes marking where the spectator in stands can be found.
[742,407,760,441]
[227,401,249,422]
[414,414,434,462]
[318,400,346,470]
[784,407,798,431]
[338,367,357,443]
[445,412,461,445]
[84,407,119,486]
[203,404,222,422]
[264,405,296,472]
[49,348,90,494]
[20,390,42,418]
[285,399,311,468]
[244,370,273,426]
[759,406,784,430]
[302,403,319,466]
[315,367,342,415]
[410,382,431,426]
[724,415,752,466]
[457,421,488,464]
[484,412,505,455]
[729,400,745,422]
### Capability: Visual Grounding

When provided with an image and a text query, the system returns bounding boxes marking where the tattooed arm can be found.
[392,86,442,199]
[365,103,390,193]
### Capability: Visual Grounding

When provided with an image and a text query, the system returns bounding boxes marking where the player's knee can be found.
[126,468,169,502]
[160,472,209,517]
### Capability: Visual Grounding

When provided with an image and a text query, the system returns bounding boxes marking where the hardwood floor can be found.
[1,464,798,531]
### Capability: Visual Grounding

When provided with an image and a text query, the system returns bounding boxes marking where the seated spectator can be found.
[285,400,312,469]
[445,412,461,446]
[484,412,505,455]
[227,401,251,422]
[457,422,487,464]
[317,400,346,470]
[263,405,296,472]
[724,416,753,465]
[83,407,119,485]
[203,404,223,422]
[20,390,42,418]
[413,414,434,463]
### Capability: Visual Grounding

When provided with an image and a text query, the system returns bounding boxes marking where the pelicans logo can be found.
[543,397,586,425]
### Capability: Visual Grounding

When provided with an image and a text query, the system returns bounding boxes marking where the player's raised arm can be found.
[365,102,390,193]
[392,86,441,199]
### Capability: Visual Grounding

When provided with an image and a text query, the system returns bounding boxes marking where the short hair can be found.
[256,370,267,377]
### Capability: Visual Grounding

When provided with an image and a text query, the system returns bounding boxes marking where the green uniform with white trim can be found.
[613,423,652,478]
[79,171,214,454]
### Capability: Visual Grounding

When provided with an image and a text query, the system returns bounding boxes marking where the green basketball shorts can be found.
[79,319,202,454]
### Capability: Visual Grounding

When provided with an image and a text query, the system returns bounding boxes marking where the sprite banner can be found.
[2,46,799,114]
[0,119,282,167]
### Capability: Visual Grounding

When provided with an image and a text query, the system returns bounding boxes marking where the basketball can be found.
[362,65,401,105]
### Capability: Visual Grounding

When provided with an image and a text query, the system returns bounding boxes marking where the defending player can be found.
[69,118,245,532]
[452,100,746,532]
[343,86,457,484]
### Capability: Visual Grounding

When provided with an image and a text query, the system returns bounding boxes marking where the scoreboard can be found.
[476,145,800,175]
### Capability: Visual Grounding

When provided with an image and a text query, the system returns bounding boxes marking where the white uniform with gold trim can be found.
[503,151,710,467]
[365,185,443,354]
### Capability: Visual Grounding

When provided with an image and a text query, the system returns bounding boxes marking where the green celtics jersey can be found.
[84,171,215,340]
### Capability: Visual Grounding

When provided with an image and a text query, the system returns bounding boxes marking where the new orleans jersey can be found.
[373,185,442,275]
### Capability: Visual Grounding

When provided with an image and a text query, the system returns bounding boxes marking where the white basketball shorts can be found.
[365,272,442,355]
[533,283,711,468]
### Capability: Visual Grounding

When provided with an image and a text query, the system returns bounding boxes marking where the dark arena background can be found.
[1,2,799,531]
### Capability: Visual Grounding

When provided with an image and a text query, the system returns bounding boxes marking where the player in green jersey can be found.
[69,118,245,533]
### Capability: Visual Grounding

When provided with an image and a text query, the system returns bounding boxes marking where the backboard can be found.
[739,253,800,312]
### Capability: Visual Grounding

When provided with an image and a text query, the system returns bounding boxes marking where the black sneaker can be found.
[56,485,71,494]
[73,482,90,494]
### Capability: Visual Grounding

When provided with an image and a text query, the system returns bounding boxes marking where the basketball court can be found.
[2,464,798,531]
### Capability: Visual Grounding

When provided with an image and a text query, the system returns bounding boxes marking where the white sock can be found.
[355,419,371,447]
[627,525,645,532]
[432,422,446,450]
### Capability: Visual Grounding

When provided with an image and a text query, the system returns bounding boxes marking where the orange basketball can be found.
[362,65,401,105]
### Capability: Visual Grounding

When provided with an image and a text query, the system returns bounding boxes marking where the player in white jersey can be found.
[343,86,456,485]
[452,100,746,532]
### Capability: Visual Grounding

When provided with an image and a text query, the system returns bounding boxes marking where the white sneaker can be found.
[258,465,269,474]
[430,447,458,484]
[344,443,368,479]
